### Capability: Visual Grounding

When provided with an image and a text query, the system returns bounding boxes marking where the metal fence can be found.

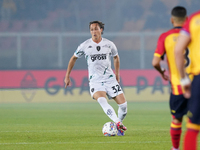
[0,32,162,70]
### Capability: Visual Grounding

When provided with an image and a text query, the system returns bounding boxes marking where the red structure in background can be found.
[0,69,169,89]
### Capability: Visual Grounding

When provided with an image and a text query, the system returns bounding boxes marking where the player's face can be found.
[90,23,102,43]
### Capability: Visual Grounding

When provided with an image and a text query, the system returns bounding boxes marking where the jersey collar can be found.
[174,26,182,29]
[91,38,103,45]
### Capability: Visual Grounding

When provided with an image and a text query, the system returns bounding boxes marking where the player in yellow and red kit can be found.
[152,6,191,150]
[175,10,200,150]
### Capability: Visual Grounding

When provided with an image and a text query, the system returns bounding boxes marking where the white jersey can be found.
[74,38,118,83]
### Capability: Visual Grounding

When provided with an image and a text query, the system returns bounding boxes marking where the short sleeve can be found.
[154,33,166,58]
[110,42,118,57]
[74,44,85,58]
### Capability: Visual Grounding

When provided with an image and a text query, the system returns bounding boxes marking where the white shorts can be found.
[89,79,124,99]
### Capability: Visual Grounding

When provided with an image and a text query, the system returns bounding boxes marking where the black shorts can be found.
[169,93,188,119]
[188,74,200,124]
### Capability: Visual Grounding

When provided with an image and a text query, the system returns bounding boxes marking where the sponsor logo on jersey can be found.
[88,46,92,48]
[91,54,107,62]
[102,44,111,48]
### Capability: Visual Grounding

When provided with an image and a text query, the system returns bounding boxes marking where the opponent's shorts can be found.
[169,93,188,119]
[89,79,124,99]
[187,74,200,124]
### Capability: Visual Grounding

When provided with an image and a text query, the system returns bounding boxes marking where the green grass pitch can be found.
[0,101,199,150]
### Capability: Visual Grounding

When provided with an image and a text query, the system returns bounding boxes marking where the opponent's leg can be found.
[97,97,120,123]
[94,91,120,123]
[118,102,127,122]
[114,93,127,122]
[114,93,127,132]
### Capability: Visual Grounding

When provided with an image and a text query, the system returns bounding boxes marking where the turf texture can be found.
[0,102,199,150]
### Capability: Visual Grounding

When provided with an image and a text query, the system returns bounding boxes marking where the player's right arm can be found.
[64,55,78,88]
[64,41,85,88]
[152,33,169,81]
[152,55,169,81]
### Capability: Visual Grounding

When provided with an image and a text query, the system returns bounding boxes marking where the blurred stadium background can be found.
[0,0,199,70]
[0,0,199,103]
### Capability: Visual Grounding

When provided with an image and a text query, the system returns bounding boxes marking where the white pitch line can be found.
[0,141,199,145]
[0,130,98,133]
[0,141,171,145]
[0,129,169,133]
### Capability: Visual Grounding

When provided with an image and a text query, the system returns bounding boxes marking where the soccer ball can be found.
[102,122,118,136]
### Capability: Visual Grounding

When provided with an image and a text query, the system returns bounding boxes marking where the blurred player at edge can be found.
[64,21,127,136]
[175,10,200,150]
[152,6,191,150]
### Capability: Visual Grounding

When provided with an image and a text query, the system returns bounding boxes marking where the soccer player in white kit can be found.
[64,21,127,136]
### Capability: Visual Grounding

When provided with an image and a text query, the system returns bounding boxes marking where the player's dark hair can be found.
[171,6,187,18]
[89,21,104,34]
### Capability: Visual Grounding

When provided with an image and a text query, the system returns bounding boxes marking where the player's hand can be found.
[162,74,169,81]
[161,68,169,81]
[64,76,71,88]
[183,83,191,99]
[180,76,191,99]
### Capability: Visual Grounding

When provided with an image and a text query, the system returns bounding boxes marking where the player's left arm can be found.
[113,55,120,83]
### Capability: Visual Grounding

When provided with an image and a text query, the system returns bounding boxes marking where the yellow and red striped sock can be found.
[170,122,182,149]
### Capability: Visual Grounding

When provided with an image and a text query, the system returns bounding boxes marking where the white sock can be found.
[118,102,127,122]
[97,97,120,123]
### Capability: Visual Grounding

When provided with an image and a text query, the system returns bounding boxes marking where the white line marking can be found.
[1,141,200,145]
[0,141,171,145]
[0,129,169,133]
